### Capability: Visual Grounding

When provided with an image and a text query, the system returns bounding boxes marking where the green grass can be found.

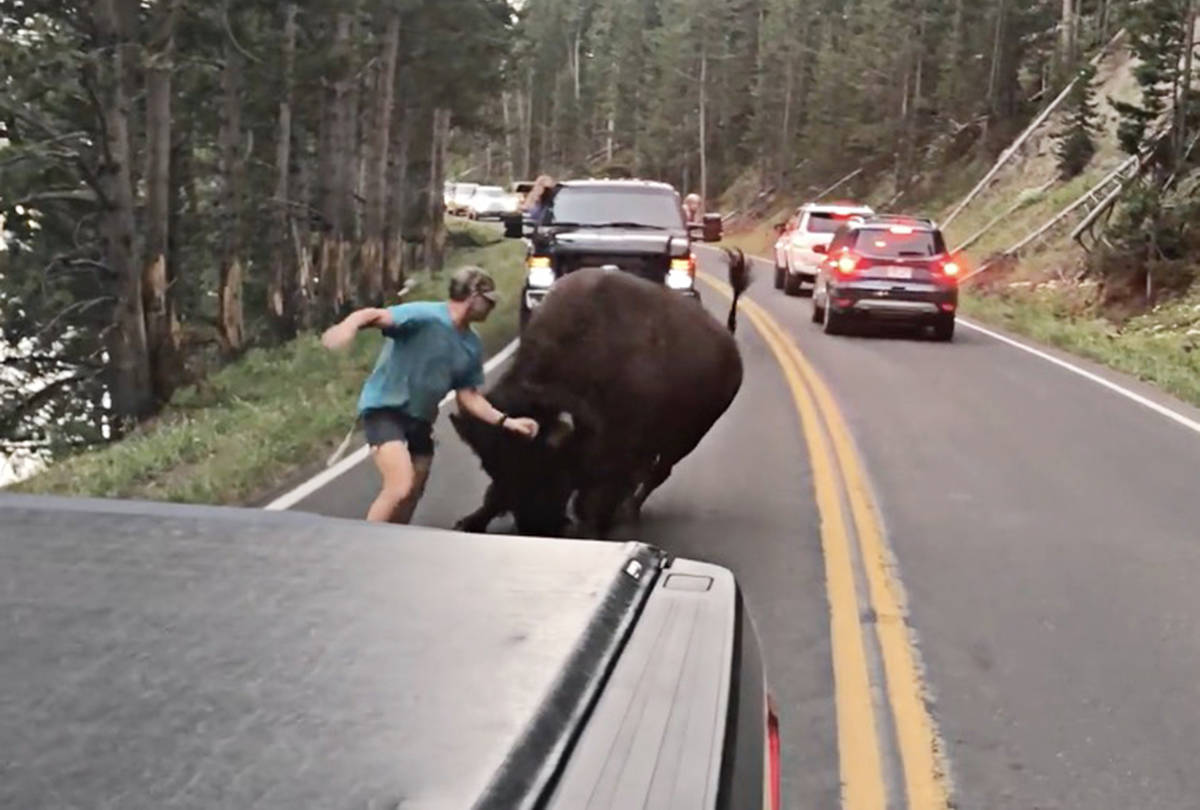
[11,221,525,504]
[963,289,1200,408]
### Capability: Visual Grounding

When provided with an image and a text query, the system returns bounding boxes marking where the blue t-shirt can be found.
[357,302,485,422]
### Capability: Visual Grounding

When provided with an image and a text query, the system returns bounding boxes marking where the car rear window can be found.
[548,187,684,229]
[806,212,862,234]
[852,228,941,258]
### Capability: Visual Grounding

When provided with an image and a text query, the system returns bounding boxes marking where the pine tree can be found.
[1111,0,1191,157]
[1055,63,1099,178]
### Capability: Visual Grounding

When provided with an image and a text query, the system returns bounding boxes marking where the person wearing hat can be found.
[321,266,539,524]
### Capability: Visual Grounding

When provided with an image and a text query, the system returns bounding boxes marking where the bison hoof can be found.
[454,516,487,533]
[614,498,641,525]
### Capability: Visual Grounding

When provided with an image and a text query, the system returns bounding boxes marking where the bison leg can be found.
[453,483,507,533]
[634,456,675,509]
[575,480,637,539]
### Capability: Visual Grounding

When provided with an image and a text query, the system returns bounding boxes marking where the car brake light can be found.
[670,254,697,276]
[889,225,914,234]
[941,260,960,277]
[836,252,858,275]
[767,695,781,810]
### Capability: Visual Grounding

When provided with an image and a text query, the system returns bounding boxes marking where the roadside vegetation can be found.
[7,0,1200,493]
[10,222,523,503]
[716,0,1200,414]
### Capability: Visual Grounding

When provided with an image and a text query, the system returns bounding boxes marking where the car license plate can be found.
[885,266,913,280]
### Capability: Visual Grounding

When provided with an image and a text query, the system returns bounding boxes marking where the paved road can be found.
[747,255,1200,809]
[286,250,1200,809]
[285,263,843,806]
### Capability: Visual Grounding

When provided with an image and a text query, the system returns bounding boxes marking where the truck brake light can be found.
[767,694,781,810]
[670,254,697,276]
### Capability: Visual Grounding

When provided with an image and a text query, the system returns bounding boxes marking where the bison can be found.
[450,249,751,537]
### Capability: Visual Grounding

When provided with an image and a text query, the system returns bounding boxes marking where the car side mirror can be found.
[772,222,786,235]
[812,243,828,255]
[502,213,523,239]
[702,212,723,242]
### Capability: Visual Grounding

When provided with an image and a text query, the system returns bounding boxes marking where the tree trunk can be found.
[94,0,153,421]
[360,10,400,307]
[1175,0,1196,168]
[402,102,434,266]
[343,13,364,309]
[168,120,189,318]
[142,0,181,401]
[698,45,708,202]
[317,12,353,322]
[269,3,298,337]
[523,67,534,178]
[292,121,314,330]
[425,107,450,273]
[1060,0,1076,75]
[984,0,1009,145]
[501,90,517,181]
[217,21,245,354]
[384,99,411,292]
[779,46,794,184]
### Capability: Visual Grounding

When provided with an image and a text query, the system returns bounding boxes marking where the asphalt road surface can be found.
[282,250,1200,809]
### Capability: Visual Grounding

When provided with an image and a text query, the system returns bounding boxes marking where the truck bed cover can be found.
[0,495,665,810]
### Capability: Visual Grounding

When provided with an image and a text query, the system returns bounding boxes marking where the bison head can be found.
[450,385,580,536]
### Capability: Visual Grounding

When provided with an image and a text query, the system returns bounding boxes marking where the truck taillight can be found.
[670,254,697,276]
[941,260,960,277]
[766,694,781,810]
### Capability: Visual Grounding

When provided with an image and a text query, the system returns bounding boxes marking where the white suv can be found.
[781,202,874,296]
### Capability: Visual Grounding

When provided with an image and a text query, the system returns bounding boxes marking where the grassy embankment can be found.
[10,220,525,503]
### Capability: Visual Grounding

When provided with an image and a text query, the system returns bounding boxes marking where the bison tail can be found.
[724,247,750,334]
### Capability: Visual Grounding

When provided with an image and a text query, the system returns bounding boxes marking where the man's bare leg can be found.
[367,441,415,523]
[391,454,432,524]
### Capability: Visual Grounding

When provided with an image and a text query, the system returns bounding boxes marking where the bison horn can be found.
[545,411,575,448]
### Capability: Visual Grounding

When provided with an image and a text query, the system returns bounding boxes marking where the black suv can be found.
[502,179,723,329]
[811,214,960,341]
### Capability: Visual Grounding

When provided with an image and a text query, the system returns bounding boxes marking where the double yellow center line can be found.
[700,273,951,809]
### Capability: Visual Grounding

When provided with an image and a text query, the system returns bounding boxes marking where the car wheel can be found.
[783,271,802,297]
[823,301,846,335]
[774,265,785,290]
[931,314,955,342]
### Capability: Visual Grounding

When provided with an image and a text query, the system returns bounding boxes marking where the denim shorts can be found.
[361,408,434,457]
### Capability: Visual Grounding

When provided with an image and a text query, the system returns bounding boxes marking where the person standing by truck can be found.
[682,192,703,224]
[523,174,556,223]
[321,267,539,524]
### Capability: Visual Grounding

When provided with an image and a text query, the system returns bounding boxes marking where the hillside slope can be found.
[722,33,1200,408]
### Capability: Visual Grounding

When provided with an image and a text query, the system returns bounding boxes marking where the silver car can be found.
[468,185,518,220]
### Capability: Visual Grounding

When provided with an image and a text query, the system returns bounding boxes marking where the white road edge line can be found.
[264,338,521,511]
[959,318,1200,436]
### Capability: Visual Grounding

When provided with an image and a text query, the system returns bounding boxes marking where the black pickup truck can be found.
[504,179,725,329]
[1,494,780,810]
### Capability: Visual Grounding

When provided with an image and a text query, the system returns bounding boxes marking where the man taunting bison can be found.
[451,248,751,537]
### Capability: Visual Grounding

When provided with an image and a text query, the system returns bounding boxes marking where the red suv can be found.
[811,215,960,341]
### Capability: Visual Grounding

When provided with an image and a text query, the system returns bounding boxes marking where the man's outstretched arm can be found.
[456,388,540,439]
[321,308,394,351]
